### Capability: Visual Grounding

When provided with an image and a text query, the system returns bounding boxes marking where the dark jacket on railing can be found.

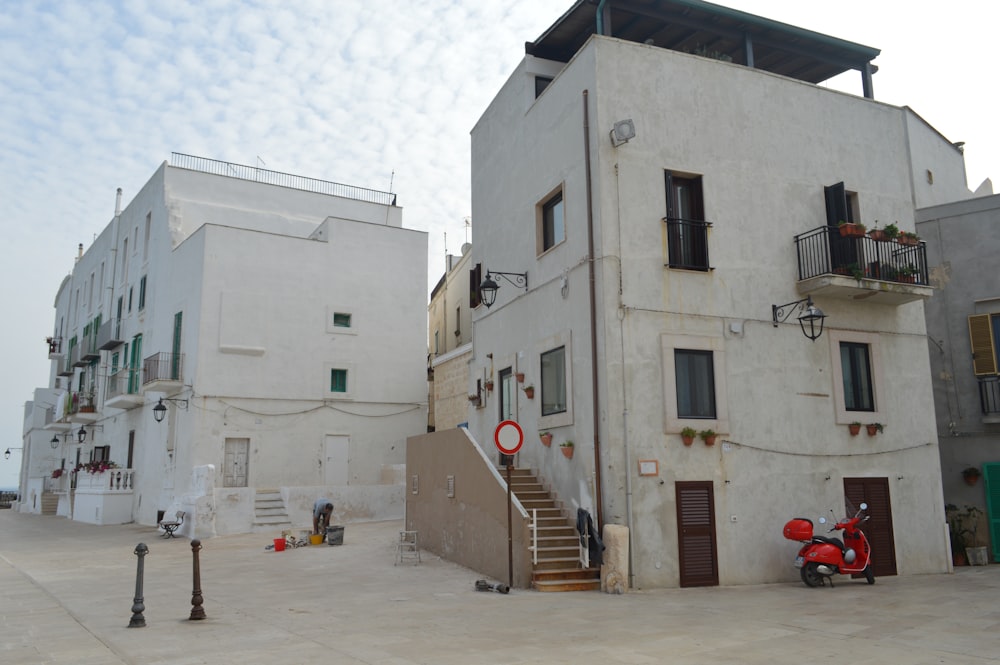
[576,508,605,567]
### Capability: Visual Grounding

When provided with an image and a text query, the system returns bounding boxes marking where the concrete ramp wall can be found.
[406,428,532,588]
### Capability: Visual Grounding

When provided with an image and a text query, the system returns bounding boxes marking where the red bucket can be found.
[273,538,286,552]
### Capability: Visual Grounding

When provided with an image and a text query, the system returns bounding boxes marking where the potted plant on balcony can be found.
[51,469,63,479]
[882,222,900,241]
[540,431,553,447]
[838,221,866,238]
[868,222,888,242]
[699,429,717,446]
[898,231,920,246]
[866,423,884,436]
[896,264,918,284]
[560,440,574,459]
[681,426,697,446]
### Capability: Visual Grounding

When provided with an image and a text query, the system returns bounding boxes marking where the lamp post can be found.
[479,271,528,309]
[4,447,23,460]
[772,295,827,341]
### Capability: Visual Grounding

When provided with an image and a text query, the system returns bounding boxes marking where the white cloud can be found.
[0,0,996,487]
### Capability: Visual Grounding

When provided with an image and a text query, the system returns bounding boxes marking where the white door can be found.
[324,435,349,486]
[224,438,249,487]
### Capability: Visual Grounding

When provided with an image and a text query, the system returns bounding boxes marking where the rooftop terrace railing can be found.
[170,152,397,206]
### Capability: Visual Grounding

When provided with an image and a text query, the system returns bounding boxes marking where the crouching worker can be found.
[313,498,334,535]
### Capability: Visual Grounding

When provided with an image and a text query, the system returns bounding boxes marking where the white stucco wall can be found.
[469,36,965,587]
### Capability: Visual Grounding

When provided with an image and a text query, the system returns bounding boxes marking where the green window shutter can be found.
[984,463,1000,563]
[968,314,998,376]
[330,369,347,393]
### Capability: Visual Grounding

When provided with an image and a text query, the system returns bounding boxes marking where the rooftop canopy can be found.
[526,0,881,97]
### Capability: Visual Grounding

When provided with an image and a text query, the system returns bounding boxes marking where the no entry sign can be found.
[494,420,524,456]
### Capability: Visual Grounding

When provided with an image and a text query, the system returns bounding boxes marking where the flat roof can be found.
[526,0,880,85]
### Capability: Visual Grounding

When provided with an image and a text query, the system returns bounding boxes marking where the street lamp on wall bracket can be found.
[4,447,23,460]
[153,397,189,423]
[771,295,827,341]
[480,270,528,309]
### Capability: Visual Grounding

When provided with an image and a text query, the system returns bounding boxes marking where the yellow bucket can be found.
[309,534,324,545]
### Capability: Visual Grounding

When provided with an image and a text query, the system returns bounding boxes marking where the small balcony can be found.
[81,327,100,362]
[46,336,63,359]
[96,318,123,351]
[794,226,933,305]
[67,391,99,423]
[979,377,1000,424]
[105,368,144,410]
[143,352,184,393]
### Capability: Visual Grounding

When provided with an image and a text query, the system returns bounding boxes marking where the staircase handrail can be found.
[528,509,538,565]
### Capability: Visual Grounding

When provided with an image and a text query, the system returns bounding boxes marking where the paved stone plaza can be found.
[1,510,998,664]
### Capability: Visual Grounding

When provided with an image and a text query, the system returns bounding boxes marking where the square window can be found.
[840,342,874,411]
[330,369,348,393]
[541,346,567,416]
[332,312,351,328]
[539,190,564,253]
[674,349,716,418]
[665,171,709,270]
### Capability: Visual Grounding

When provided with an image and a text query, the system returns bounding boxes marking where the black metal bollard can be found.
[128,543,148,628]
[189,539,206,620]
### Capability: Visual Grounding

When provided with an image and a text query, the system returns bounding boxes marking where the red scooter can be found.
[783,502,875,587]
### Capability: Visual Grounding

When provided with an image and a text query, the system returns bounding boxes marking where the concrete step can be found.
[532,567,601,592]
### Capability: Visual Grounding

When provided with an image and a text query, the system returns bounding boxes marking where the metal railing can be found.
[528,509,538,565]
[143,352,183,385]
[579,517,591,569]
[171,153,398,206]
[979,377,1000,415]
[663,217,712,270]
[795,226,928,285]
[106,367,139,399]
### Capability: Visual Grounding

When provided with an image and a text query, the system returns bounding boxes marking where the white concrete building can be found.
[462,0,977,588]
[20,155,428,537]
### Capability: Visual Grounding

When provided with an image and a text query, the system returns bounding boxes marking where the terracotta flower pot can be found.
[703,435,717,446]
[515,372,525,383]
[523,387,534,399]
[540,434,553,447]
[848,424,861,436]
[682,435,694,446]
[866,425,879,436]
[560,446,574,459]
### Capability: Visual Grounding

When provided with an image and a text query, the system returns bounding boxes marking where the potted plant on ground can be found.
[699,429,717,446]
[962,466,981,486]
[523,384,534,399]
[947,504,987,566]
[681,426,697,446]
[866,423,883,436]
[560,440,574,459]
[540,431,553,447]
[848,422,862,436]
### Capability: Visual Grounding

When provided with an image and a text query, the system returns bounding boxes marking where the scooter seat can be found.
[811,535,845,551]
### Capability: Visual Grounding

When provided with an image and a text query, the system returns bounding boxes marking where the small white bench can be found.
[159,511,185,538]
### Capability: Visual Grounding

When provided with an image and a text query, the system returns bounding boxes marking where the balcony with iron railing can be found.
[793,226,933,305]
[105,367,144,410]
[663,217,712,271]
[143,352,184,393]
[67,390,99,423]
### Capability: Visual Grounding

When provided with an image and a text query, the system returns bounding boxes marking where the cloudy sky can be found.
[1,0,996,488]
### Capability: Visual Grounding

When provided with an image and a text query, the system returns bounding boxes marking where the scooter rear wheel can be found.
[801,562,824,587]
[864,565,875,585]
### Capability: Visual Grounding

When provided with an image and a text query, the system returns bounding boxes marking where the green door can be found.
[984,463,1000,562]
[129,334,143,393]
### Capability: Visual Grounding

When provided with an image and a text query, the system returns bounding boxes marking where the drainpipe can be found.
[596,0,608,36]
[582,90,604,530]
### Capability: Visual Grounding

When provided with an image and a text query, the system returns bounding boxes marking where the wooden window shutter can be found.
[968,314,998,376]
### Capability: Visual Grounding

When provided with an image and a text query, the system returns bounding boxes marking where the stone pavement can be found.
[1,509,999,664]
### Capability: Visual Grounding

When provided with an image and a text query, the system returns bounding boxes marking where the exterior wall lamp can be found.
[4,447,22,460]
[772,295,827,341]
[77,424,103,443]
[153,397,189,423]
[50,434,60,449]
[480,271,528,309]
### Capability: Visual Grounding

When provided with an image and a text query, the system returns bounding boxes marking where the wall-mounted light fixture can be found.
[480,270,528,309]
[153,397,189,423]
[771,295,826,341]
[4,447,22,460]
[76,423,104,444]
[610,119,636,147]
[50,434,61,449]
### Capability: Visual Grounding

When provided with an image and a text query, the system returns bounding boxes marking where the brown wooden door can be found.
[676,481,719,587]
[844,477,897,577]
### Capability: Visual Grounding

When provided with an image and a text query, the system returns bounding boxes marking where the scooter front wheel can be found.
[800,562,824,587]
[864,565,875,585]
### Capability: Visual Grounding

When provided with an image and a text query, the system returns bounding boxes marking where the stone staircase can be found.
[509,468,600,592]
[40,492,59,515]
[252,489,292,530]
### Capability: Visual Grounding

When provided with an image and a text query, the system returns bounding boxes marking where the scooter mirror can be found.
[818,517,827,524]
[860,502,868,510]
